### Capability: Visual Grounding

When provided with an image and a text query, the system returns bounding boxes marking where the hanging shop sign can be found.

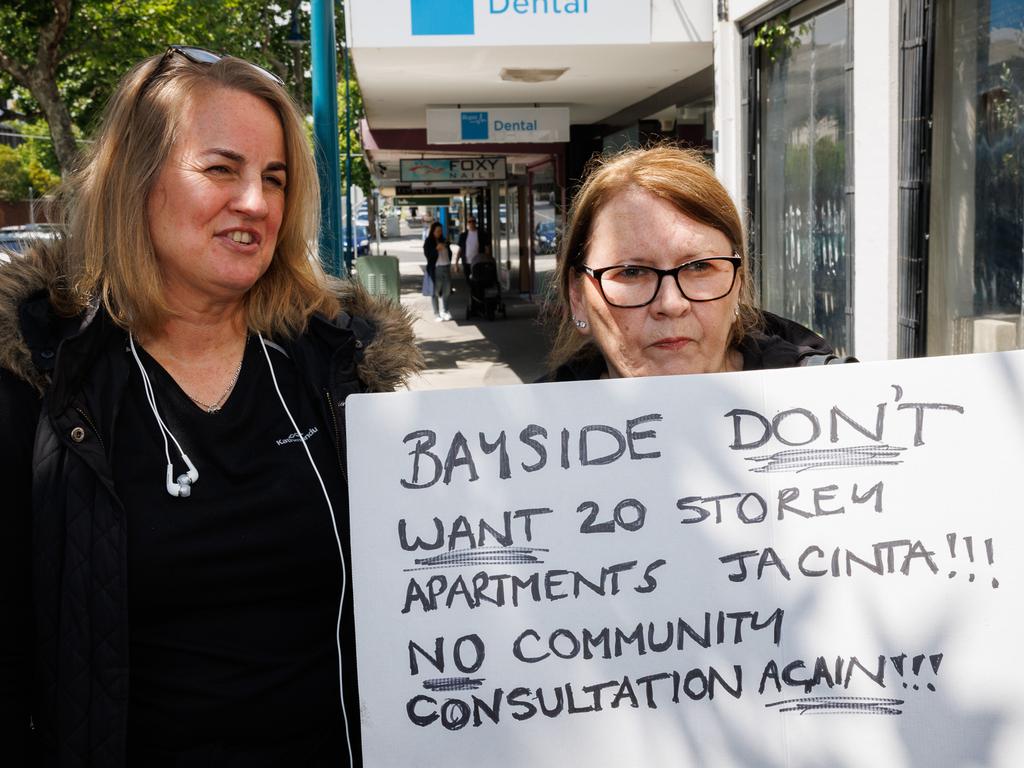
[347,0,652,47]
[400,157,508,182]
[394,196,455,207]
[427,107,570,144]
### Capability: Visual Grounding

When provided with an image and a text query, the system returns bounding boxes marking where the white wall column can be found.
[852,0,900,360]
[712,11,746,214]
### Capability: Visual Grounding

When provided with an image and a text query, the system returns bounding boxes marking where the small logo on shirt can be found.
[276,426,319,446]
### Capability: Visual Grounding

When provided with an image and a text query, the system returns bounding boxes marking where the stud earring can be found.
[572,315,588,330]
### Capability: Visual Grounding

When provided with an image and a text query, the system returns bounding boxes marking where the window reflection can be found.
[929,0,1024,354]
[757,3,851,354]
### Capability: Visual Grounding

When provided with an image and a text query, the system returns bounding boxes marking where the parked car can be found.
[355,201,369,227]
[535,220,558,254]
[343,224,370,256]
[0,223,61,261]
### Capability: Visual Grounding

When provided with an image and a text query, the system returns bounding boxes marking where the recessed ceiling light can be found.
[500,67,568,83]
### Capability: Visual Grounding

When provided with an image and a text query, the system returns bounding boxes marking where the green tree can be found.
[0,116,61,199]
[339,66,371,196]
[0,0,372,209]
[0,0,316,175]
[0,145,31,202]
[13,118,61,188]
[0,0,77,173]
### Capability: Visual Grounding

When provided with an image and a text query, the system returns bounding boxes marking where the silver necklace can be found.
[186,356,243,413]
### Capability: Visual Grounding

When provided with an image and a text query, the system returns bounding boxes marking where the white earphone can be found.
[129,335,200,497]
[128,332,355,768]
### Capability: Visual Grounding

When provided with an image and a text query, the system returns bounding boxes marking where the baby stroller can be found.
[465,260,507,321]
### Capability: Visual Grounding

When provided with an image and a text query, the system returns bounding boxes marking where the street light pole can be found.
[311,0,342,277]
[285,1,307,115]
[342,29,354,273]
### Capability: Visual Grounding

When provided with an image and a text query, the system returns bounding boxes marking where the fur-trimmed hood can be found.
[0,243,423,395]
[321,274,424,392]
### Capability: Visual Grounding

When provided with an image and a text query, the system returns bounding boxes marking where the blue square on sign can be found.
[461,112,489,141]
[411,0,475,36]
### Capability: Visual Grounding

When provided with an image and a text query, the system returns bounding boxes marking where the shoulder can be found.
[740,312,857,370]
[537,347,606,382]
[315,278,424,392]
[0,241,74,393]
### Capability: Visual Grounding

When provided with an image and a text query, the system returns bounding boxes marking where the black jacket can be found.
[455,228,492,268]
[422,235,441,280]
[541,312,854,381]
[0,245,422,767]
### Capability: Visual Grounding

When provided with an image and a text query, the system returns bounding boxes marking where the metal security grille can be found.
[897,0,936,357]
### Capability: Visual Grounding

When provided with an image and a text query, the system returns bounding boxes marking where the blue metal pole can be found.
[343,35,354,273]
[311,0,342,276]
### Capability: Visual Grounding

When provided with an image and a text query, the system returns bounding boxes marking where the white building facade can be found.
[346,0,717,292]
[714,0,1024,360]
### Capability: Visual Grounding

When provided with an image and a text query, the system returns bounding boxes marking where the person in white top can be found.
[456,216,492,271]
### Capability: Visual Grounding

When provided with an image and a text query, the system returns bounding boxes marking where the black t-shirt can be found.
[114,334,356,764]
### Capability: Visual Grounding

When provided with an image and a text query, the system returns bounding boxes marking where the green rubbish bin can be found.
[355,254,400,303]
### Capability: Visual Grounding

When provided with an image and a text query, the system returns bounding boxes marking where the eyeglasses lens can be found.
[159,46,284,86]
[599,259,737,307]
[174,46,222,65]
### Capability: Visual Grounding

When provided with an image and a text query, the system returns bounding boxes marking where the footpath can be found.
[367,231,554,390]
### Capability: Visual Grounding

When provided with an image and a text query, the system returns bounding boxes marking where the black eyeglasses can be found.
[140,45,284,97]
[577,256,741,308]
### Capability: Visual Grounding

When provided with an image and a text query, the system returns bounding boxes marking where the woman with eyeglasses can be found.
[542,146,851,381]
[0,49,420,767]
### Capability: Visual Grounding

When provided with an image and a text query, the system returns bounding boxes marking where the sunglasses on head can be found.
[140,45,284,96]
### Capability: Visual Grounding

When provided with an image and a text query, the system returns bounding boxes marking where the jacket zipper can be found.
[74,406,105,450]
[324,390,347,483]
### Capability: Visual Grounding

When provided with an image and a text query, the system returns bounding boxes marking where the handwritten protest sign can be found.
[346,350,1024,767]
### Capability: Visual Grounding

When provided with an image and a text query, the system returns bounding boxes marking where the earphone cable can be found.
[129,334,190,479]
[258,334,355,768]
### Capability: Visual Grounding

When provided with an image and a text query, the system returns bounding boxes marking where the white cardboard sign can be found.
[346,350,1024,768]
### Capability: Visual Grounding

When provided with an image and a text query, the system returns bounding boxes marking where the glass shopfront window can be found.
[753,1,852,353]
[529,160,561,295]
[928,0,1024,354]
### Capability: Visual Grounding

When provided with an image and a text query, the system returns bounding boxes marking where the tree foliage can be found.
[0,145,30,202]
[0,0,369,195]
[0,120,62,201]
[340,68,371,196]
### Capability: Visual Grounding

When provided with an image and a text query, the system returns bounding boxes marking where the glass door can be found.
[753,1,853,353]
[927,0,1024,354]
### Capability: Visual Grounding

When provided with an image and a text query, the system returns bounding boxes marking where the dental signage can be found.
[346,350,1024,768]
[427,107,570,144]
[345,0,651,47]
[400,157,508,182]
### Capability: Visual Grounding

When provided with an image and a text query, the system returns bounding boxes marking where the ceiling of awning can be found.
[351,42,712,130]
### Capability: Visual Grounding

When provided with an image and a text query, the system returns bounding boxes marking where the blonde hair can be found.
[546,145,762,370]
[57,51,338,337]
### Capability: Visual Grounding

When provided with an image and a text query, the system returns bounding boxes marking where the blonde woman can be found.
[0,48,420,766]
